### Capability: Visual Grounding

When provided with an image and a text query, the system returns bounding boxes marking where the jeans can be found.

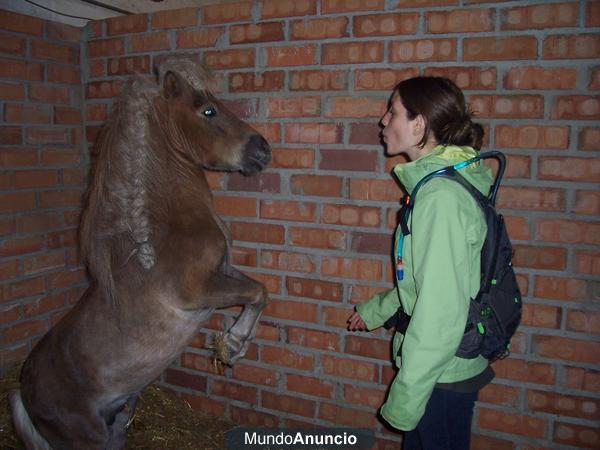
[402,388,478,450]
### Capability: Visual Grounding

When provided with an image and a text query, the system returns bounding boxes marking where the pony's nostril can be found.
[241,134,272,175]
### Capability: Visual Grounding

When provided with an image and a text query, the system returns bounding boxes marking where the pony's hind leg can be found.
[205,267,268,364]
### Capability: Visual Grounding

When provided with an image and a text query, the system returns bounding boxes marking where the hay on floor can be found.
[1,366,236,449]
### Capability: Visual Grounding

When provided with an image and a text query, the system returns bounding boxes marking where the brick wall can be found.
[0,10,87,367]
[2,1,599,448]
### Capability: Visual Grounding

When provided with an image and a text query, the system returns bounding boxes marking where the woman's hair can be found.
[394,76,484,150]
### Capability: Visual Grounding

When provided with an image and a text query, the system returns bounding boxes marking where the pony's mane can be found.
[80,59,213,302]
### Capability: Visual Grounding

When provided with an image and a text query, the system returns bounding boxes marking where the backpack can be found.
[385,150,522,361]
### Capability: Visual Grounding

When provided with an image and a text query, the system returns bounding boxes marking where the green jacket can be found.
[355,145,493,431]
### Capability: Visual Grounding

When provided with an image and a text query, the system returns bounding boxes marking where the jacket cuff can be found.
[380,403,418,432]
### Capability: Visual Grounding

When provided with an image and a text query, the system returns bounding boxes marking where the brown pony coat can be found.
[10,59,271,450]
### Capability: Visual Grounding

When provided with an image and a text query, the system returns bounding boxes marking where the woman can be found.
[347,76,495,450]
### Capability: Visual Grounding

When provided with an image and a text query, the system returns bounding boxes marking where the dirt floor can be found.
[0,366,236,449]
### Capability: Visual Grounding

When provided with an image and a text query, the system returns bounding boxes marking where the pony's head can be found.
[157,59,271,175]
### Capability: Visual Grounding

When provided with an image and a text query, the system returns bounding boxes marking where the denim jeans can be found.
[402,387,478,450]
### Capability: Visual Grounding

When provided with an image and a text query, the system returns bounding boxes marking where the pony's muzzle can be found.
[241,135,271,175]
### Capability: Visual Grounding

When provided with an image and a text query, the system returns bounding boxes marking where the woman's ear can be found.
[412,114,425,137]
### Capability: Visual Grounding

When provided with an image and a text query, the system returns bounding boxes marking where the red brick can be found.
[534,335,600,364]
[355,13,418,36]
[322,204,380,228]
[350,122,381,145]
[107,56,150,76]
[14,170,58,189]
[291,17,348,40]
[502,3,577,30]
[286,276,343,301]
[286,373,334,398]
[87,38,124,58]
[539,157,600,182]
[0,10,43,35]
[322,256,382,281]
[176,28,223,49]
[0,32,25,56]
[88,59,105,78]
[551,96,600,120]
[322,41,383,64]
[230,22,283,45]
[266,45,317,67]
[262,391,315,417]
[229,71,284,92]
[213,196,256,217]
[271,147,314,169]
[23,293,66,319]
[567,310,600,335]
[464,36,537,61]
[563,366,600,392]
[0,259,19,282]
[0,192,35,214]
[231,246,257,267]
[5,104,51,124]
[183,393,226,417]
[425,66,496,90]
[284,123,343,144]
[0,304,20,324]
[262,345,314,371]
[0,82,25,101]
[86,80,124,99]
[355,68,417,91]
[344,384,386,409]
[46,21,80,42]
[587,1,600,26]
[513,245,566,270]
[129,32,170,52]
[554,422,600,448]
[152,8,197,29]
[0,276,45,303]
[427,8,493,33]
[290,70,347,91]
[544,34,600,59]
[164,368,206,392]
[390,38,456,62]
[497,187,565,211]
[26,127,69,145]
[233,363,280,386]
[263,298,318,323]
[321,0,385,13]
[85,104,108,122]
[48,64,81,85]
[327,96,386,118]
[106,14,147,35]
[580,127,599,151]
[54,107,81,125]
[204,48,255,69]
[31,40,76,64]
[289,174,342,197]
[288,227,346,250]
[266,96,320,118]
[349,178,399,201]
[322,354,378,381]
[470,94,544,119]
[260,200,316,222]
[478,408,546,439]
[243,272,280,295]
[322,305,353,329]
[230,405,278,427]
[0,127,22,145]
[202,1,252,24]
[521,303,561,329]
[320,149,378,172]
[590,67,600,90]
[495,124,568,149]
[534,276,590,302]
[504,155,530,178]
[230,222,284,244]
[537,218,599,245]
[574,249,600,275]
[211,379,257,403]
[479,383,520,407]
[226,172,280,193]
[2,319,47,344]
[262,0,317,18]
[23,252,65,276]
[0,58,43,81]
[345,335,389,360]
[504,66,577,90]
[29,84,70,104]
[287,326,339,351]
[88,21,102,38]
[248,122,280,143]
[397,0,457,5]
[320,401,377,427]
[260,250,315,273]
[39,190,82,208]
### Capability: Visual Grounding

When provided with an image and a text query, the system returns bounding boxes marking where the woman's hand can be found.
[347,311,367,331]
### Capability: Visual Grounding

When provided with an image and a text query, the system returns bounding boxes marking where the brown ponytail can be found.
[394,77,483,150]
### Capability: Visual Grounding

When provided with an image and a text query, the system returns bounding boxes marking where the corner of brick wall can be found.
[2,1,599,448]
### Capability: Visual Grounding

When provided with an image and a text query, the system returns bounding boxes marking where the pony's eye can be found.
[203,106,217,117]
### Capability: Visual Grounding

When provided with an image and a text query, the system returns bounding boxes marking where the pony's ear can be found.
[163,71,182,98]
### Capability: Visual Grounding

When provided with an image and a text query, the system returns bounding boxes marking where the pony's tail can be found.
[9,389,52,450]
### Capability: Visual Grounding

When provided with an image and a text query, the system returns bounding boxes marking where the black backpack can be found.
[385,151,522,361]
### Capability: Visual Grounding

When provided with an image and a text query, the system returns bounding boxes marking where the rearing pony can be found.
[10,59,271,450]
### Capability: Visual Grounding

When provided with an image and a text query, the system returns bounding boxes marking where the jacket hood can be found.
[392,145,494,196]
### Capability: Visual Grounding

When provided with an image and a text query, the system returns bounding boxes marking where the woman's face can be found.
[380,92,424,160]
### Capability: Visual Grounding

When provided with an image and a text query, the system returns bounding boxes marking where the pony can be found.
[10,59,271,449]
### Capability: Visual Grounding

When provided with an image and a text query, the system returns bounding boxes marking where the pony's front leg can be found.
[203,266,268,364]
